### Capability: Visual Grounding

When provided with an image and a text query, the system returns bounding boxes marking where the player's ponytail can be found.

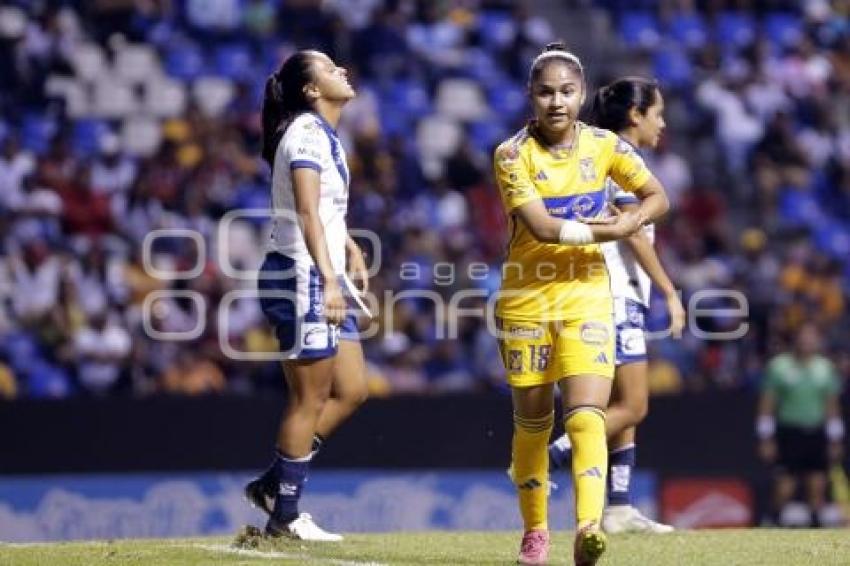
[261,51,317,167]
[590,77,659,133]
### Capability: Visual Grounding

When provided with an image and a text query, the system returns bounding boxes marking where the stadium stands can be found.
[0,0,847,400]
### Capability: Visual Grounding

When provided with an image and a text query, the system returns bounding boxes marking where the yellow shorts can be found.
[497,316,615,387]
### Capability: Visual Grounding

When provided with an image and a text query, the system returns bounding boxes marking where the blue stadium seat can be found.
[377,79,431,137]
[379,105,412,138]
[20,114,57,155]
[813,222,850,260]
[469,120,507,154]
[486,78,525,119]
[764,13,803,50]
[26,360,72,399]
[619,11,662,49]
[72,119,110,157]
[715,12,756,50]
[381,79,431,116]
[3,332,41,375]
[464,49,504,88]
[215,43,255,80]
[667,12,708,50]
[653,48,693,88]
[164,43,205,80]
[778,188,824,227]
[477,11,515,51]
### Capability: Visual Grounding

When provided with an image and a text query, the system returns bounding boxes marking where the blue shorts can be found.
[258,252,359,360]
[614,297,648,366]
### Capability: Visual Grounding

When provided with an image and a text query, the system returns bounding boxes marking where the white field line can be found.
[190,543,388,566]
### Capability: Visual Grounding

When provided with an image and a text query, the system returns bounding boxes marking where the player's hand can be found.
[347,242,370,295]
[829,441,844,464]
[323,280,347,326]
[758,439,777,463]
[666,292,686,339]
[610,207,643,238]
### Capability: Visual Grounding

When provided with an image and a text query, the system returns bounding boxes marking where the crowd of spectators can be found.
[0,0,847,399]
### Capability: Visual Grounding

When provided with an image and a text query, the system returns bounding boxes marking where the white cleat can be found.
[266,512,344,542]
[601,505,674,534]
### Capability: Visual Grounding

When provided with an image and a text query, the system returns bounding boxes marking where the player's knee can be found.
[298,385,332,413]
[352,384,369,407]
[349,377,370,406]
[564,406,606,435]
[627,397,648,425]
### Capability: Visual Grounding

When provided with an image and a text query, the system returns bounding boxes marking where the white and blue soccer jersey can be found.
[600,177,654,308]
[259,112,357,360]
[600,147,655,365]
[268,112,350,274]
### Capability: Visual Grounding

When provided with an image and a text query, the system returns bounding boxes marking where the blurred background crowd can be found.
[0,0,848,399]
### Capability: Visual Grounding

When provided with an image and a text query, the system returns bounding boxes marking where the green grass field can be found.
[2,529,849,565]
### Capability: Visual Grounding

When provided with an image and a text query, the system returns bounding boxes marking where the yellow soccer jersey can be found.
[493,121,652,321]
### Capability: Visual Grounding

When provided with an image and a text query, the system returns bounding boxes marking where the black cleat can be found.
[244,476,276,517]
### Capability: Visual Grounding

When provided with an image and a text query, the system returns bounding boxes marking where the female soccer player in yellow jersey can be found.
[493,42,669,565]
[547,78,686,535]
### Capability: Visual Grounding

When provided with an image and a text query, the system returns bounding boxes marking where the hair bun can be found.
[543,40,569,52]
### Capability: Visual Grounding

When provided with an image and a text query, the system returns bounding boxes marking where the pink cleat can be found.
[517,529,550,565]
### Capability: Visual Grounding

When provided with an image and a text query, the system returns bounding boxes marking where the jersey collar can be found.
[528,120,580,158]
[310,111,338,137]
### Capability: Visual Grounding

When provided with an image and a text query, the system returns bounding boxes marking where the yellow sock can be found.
[512,412,554,531]
[565,407,607,526]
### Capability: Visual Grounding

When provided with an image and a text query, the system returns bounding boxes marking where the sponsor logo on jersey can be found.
[508,326,543,340]
[579,157,597,182]
[296,145,323,160]
[507,349,523,373]
[279,482,298,496]
[620,328,646,356]
[302,323,329,349]
[571,194,597,217]
[626,302,645,325]
[580,321,609,345]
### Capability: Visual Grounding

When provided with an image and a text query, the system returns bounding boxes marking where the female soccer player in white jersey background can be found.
[547,77,687,534]
[243,50,370,542]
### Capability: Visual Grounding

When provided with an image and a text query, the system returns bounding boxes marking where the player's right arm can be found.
[493,142,642,244]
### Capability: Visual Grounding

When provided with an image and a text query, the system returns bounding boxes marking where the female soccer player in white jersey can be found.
[547,77,686,534]
[494,43,669,565]
[243,50,370,542]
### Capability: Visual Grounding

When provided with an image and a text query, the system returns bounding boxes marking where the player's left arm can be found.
[618,201,685,338]
[607,135,669,224]
[630,175,669,226]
